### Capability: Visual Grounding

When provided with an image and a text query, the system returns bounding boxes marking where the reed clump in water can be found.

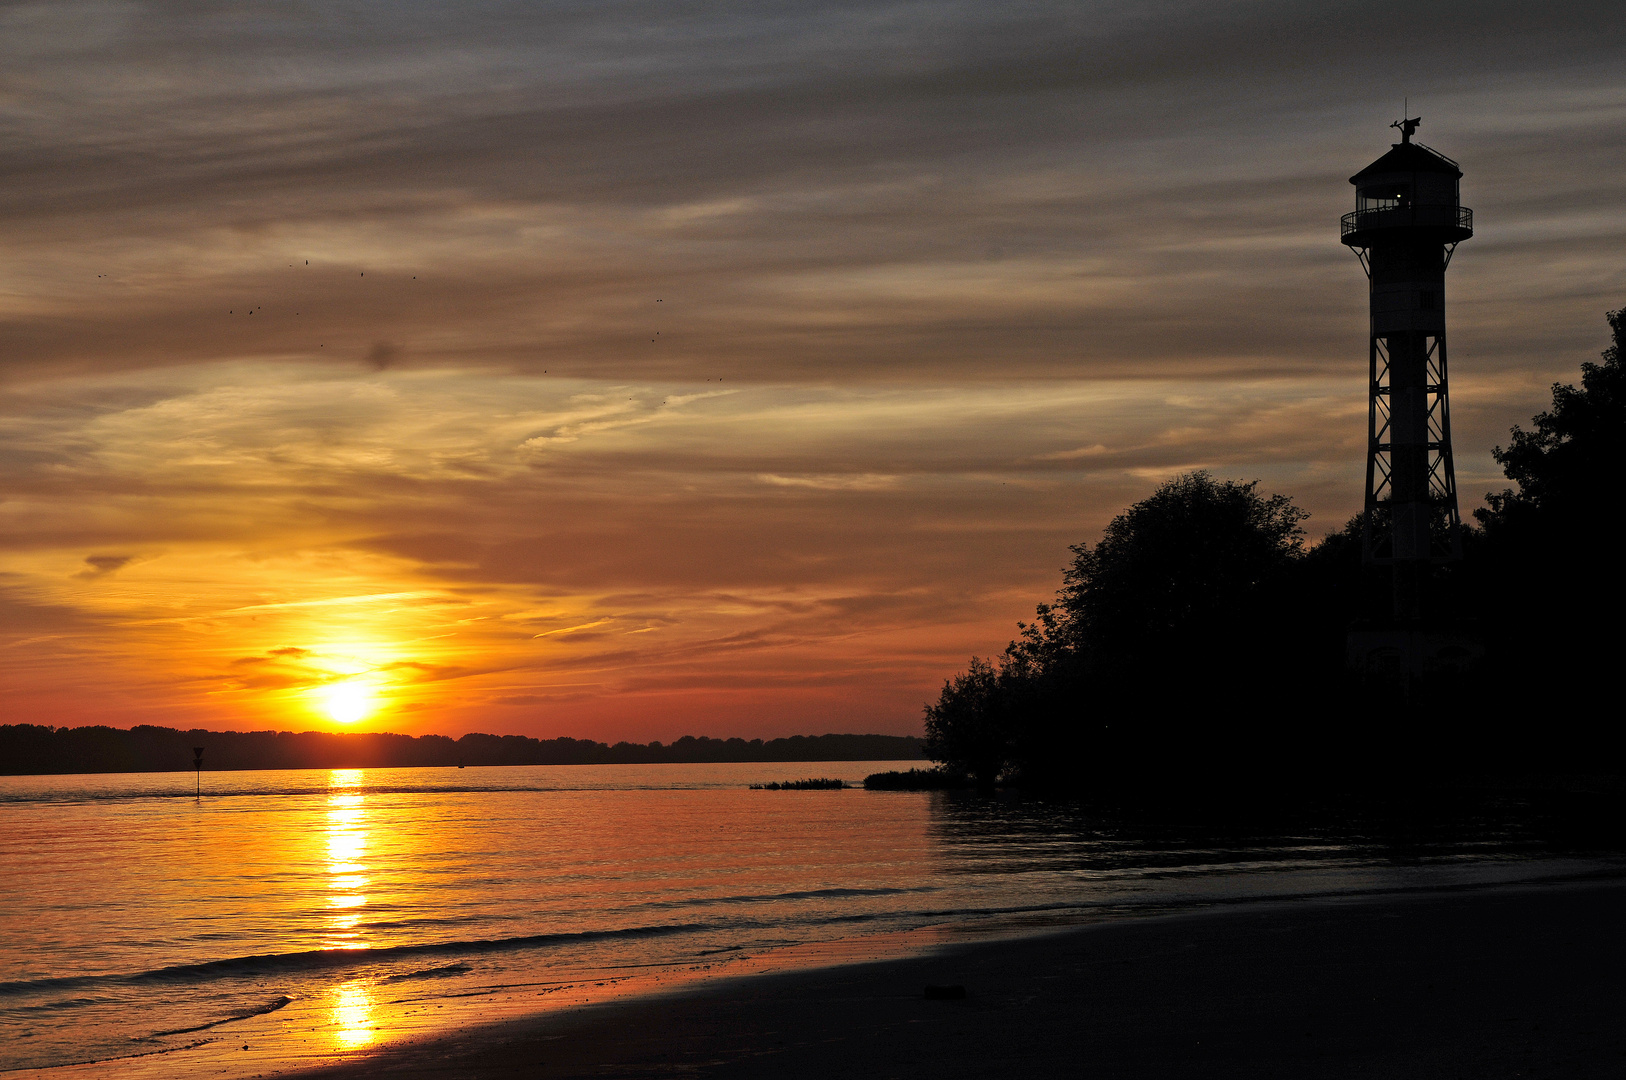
[863,768,968,791]
[749,778,847,790]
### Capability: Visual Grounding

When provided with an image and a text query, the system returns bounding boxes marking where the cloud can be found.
[756,473,898,491]
[73,554,135,579]
[377,660,477,683]
[366,341,400,370]
[533,620,613,639]
[1031,445,1109,462]
[1,2,1618,389]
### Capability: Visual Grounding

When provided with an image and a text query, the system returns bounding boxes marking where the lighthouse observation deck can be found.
[1341,204,1473,246]
[1340,132,1472,249]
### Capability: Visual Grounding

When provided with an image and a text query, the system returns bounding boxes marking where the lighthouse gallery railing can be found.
[1341,204,1473,239]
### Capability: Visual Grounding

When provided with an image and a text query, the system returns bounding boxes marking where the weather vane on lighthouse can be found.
[1339,115,1473,650]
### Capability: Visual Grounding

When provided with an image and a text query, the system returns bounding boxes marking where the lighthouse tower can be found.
[1340,117,1472,623]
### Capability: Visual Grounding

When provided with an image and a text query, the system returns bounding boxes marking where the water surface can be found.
[1,762,1615,1076]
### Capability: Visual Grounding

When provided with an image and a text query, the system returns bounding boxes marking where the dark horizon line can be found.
[0,723,929,776]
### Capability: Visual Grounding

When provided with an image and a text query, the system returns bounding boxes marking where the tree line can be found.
[0,726,925,775]
[925,307,1626,789]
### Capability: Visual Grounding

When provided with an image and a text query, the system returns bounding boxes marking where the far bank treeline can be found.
[0,726,925,776]
[920,306,1626,790]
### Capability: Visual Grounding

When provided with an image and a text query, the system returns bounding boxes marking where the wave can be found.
[383,963,472,983]
[0,920,721,999]
[318,886,936,937]
[344,887,931,936]
[0,897,1146,1002]
[632,884,939,911]
[0,894,1152,1002]
[142,994,294,1038]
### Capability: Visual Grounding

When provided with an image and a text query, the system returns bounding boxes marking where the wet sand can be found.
[289,878,1626,1079]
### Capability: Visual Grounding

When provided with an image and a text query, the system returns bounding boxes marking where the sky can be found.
[2,0,1622,741]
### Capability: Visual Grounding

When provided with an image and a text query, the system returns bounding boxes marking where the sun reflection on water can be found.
[330,980,376,1050]
[324,770,369,947]
[319,771,379,1051]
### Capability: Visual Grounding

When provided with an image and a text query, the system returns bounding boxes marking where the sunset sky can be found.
[3,1,1622,740]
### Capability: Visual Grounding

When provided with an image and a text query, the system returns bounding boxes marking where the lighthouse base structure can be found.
[1357,240,1465,621]
[1346,626,1483,678]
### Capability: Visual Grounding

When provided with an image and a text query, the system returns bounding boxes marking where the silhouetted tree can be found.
[1480,307,1625,533]
[1058,471,1308,674]
[923,658,1013,787]
[926,472,1311,787]
[1468,305,1626,717]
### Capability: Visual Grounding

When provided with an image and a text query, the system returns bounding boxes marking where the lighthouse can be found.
[1340,116,1472,624]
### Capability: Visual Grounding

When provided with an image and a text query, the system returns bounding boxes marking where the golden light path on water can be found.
[324,770,375,1050]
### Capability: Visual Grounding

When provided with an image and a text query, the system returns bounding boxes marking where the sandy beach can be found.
[285,876,1626,1080]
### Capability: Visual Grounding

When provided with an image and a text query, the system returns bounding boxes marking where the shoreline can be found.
[282,875,1626,1079]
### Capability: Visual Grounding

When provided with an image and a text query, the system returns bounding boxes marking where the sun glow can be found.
[322,681,378,725]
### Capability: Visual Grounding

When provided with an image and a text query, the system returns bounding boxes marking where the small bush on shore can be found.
[750,778,846,790]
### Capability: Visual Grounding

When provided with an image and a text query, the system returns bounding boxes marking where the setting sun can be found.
[322,682,378,725]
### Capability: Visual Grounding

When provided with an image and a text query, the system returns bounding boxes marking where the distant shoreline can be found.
[0,724,926,776]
